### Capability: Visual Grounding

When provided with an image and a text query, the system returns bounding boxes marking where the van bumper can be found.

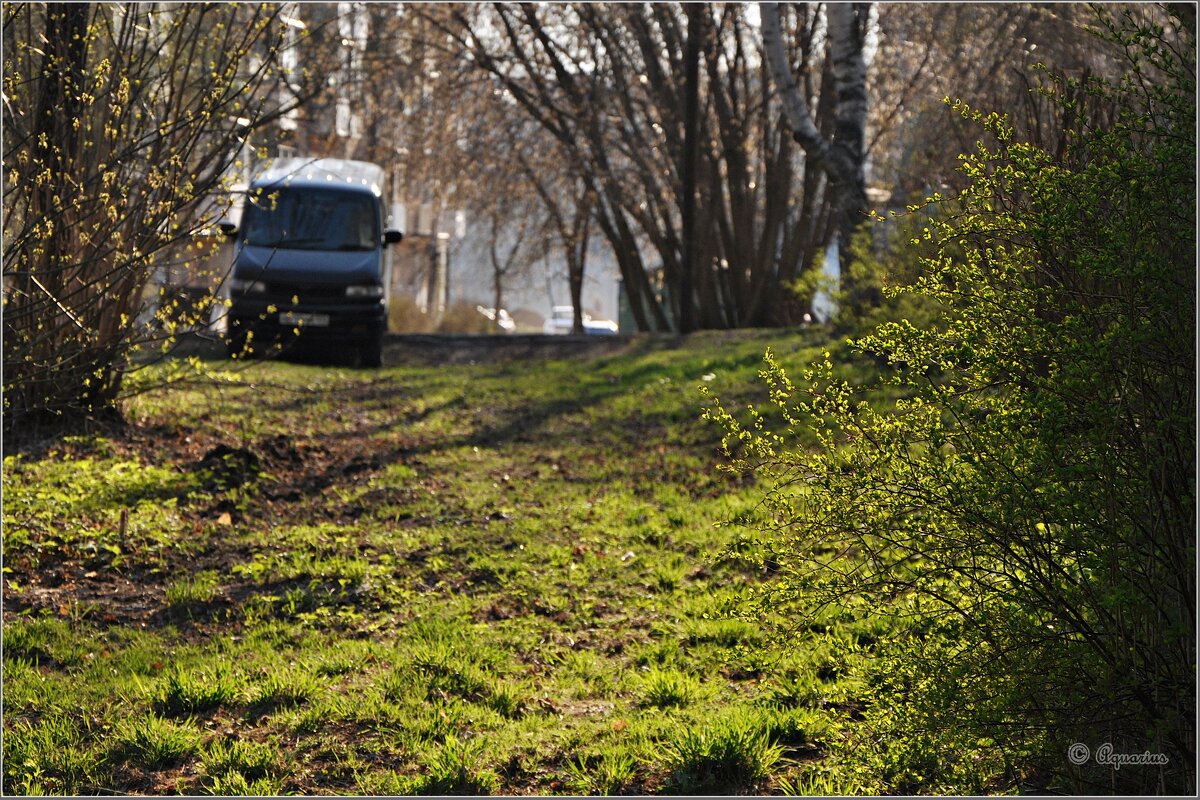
[228,298,386,347]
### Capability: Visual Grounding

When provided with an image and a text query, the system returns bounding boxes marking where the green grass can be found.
[565,749,639,795]
[638,667,701,709]
[412,734,501,795]
[152,666,240,716]
[659,711,786,793]
[164,570,221,615]
[111,714,204,769]
[199,737,282,795]
[2,329,885,794]
[3,713,106,795]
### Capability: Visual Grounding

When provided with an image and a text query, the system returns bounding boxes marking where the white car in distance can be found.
[475,306,515,333]
[543,305,618,335]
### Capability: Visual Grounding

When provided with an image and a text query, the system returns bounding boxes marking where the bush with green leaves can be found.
[2,4,304,434]
[706,8,1194,794]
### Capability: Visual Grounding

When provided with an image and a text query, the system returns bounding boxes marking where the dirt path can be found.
[381,333,636,365]
[169,330,640,367]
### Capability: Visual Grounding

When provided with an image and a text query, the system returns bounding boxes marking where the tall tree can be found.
[761,1,873,306]
[678,2,705,333]
[439,3,846,331]
[513,133,597,336]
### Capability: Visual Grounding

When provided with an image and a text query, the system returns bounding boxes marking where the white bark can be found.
[760,2,869,183]
[762,0,873,308]
[761,1,869,234]
[759,2,828,162]
[826,2,869,192]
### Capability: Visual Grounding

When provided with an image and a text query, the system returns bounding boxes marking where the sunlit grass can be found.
[3,328,883,794]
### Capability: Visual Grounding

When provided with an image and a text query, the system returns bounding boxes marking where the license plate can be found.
[280,311,330,328]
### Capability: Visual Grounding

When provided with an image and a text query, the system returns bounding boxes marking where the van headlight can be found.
[346,285,384,298]
[230,278,267,294]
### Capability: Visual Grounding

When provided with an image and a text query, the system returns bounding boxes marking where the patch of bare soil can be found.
[3,387,416,639]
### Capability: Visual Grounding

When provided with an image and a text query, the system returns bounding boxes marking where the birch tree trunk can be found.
[761,1,874,307]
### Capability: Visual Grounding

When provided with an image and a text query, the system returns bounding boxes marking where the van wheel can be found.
[225,321,249,359]
[359,334,383,368]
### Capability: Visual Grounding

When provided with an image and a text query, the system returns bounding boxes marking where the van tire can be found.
[225,321,249,359]
[360,334,383,368]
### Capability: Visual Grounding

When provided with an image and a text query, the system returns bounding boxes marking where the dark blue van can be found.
[221,158,402,367]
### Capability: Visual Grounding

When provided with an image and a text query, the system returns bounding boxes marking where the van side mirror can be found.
[383,229,404,246]
[218,220,238,238]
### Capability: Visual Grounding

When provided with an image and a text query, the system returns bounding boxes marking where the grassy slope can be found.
[3,329,878,795]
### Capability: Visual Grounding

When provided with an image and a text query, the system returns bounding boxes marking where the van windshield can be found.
[242,187,379,251]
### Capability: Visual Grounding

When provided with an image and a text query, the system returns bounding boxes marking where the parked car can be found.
[543,305,575,335]
[475,305,515,333]
[543,305,619,335]
[583,318,619,335]
[221,157,403,367]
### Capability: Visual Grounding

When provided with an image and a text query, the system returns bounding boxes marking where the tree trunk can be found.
[678,3,704,334]
[569,191,592,335]
[761,2,828,161]
[826,3,876,309]
[568,249,585,334]
[761,1,873,306]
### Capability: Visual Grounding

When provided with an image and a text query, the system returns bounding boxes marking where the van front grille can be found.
[266,282,347,303]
